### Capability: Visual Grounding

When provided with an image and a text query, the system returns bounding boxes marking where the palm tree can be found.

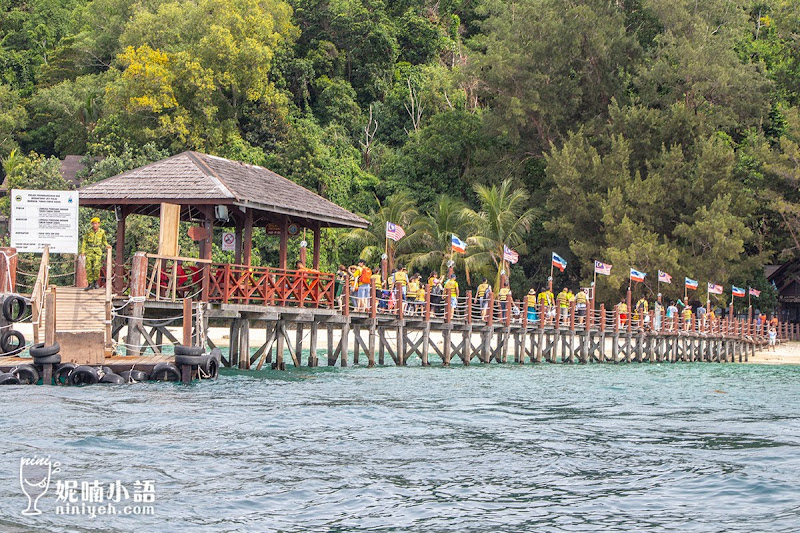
[464,179,536,288]
[400,194,473,277]
[342,191,419,268]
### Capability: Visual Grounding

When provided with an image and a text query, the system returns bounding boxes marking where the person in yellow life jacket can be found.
[526,288,538,322]
[635,297,649,327]
[394,265,409,298]
[476,277,491,321]
[574,289,588,326]
[618,299,628,328]
[498,281,512,321]
[443,273,459,320]
[538,287,554,324]
[407,274,420,316]
[81,217,110,290]
[347,262,363,310]
[415,278,426,315]
[557,287,570,320]
[682,305,693,330]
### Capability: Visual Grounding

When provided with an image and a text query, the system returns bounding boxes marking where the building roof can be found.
[78,151,368,229]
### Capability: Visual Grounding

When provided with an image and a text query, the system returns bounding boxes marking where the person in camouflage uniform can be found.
[81,217,110,290]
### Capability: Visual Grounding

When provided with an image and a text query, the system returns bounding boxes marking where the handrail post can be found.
[600,304,606,333]
[487,291,494,326]
[466,290,473,325]
[343,278,350,317]
[370,279,377,319]
[522,297,528,330]
[444,287,451,324]
[424,284,431,321]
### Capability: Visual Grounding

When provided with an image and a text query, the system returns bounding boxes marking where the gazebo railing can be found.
[207,263,336,308]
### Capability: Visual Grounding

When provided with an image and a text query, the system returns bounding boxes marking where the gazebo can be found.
[78,151,368,304]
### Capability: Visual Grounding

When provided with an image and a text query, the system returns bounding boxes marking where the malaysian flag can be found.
[749,287,761,297]
[685,277,698,290]
[630,268,646,283]
[658,270,672,284]
[451,235,467,254]
[594,261,612,275]
[732,285,745,298]
[386,221,405,241]
[708,282,723,295]
[503,245,519,264]
[552,252,567,272]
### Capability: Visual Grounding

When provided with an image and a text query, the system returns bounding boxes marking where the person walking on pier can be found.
[557,287,570,321]
[666,300,678,330]
[635,296,649,328]
[681,304,693,330]
[654,294,663,331]
[575,289,588,326]
[477,278,491,321]
[81,217,111,290]
[526,288,539,323]
[538,286,554,324]
[444,273,459,320]
[498,281,512,320]
[617,298,628,328]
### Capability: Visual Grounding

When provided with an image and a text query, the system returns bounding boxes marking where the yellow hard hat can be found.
[90,217,100,223]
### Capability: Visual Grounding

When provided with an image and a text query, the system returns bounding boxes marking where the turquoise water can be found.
[1,363,799,532]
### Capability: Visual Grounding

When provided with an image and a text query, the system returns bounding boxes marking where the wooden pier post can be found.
[41,288,56,385]
[368,280,377,367]
[126,252,148,356]
[599,303,606,362]
[309,322,319,367]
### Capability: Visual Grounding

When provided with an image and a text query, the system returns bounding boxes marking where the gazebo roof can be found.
[78,151,368,229]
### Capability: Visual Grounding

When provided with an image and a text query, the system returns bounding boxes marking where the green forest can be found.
[2,0,799,308]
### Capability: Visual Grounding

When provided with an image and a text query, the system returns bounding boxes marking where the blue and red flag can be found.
[630,268,646,283]
[552,252,567,272]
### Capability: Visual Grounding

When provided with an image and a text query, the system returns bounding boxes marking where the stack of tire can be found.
[0,294,27,357]
[0,294,31,384]
[167,345,221,381]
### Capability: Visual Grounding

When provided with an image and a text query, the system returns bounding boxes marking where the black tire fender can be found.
[174,345,204,356]
[32,353,61,365]
[120,369,148,383]
[175,354,203,366]
[100,372,125,384]
[69,365,99,386]
[0,372,20,385]
[0,330,25,356]
[150,362,180,381]
[29,342,60,358]
[55,363,77,385]
[13,364,39,385]
[2,294,26,322]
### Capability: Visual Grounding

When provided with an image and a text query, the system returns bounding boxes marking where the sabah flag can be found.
[552,252,567,272]
[594,261,612,275]
[732,286,745,298]
[658,270,672,284]
[685,277,698,290]
[503,245,519,264]
[451,235,467,254]
[749,287,761,297]
[708,282,723,295]
[630,268,646,283]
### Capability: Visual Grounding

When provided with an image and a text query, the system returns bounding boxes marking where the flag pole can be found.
[549,256,554,293]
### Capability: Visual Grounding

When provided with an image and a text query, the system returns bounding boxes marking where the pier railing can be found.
[207,263,336,308]
[340,280,799,343]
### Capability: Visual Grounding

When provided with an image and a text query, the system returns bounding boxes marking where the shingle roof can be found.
[78,151,368,228]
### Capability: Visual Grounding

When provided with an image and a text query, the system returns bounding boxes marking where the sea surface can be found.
[0,362,798,532]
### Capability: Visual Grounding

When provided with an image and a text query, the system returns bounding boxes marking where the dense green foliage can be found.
[2,0,800,309]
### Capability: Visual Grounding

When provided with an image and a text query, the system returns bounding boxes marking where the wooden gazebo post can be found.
[313,222,321,271]
[243,208,253,266]
[279,214,288,270]
[114,206,129,294]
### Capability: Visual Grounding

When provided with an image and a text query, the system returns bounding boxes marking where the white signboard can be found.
[221,232,236,252]
[10,189,79,254]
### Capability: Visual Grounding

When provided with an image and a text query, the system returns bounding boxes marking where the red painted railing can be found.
[207,263,336,308]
